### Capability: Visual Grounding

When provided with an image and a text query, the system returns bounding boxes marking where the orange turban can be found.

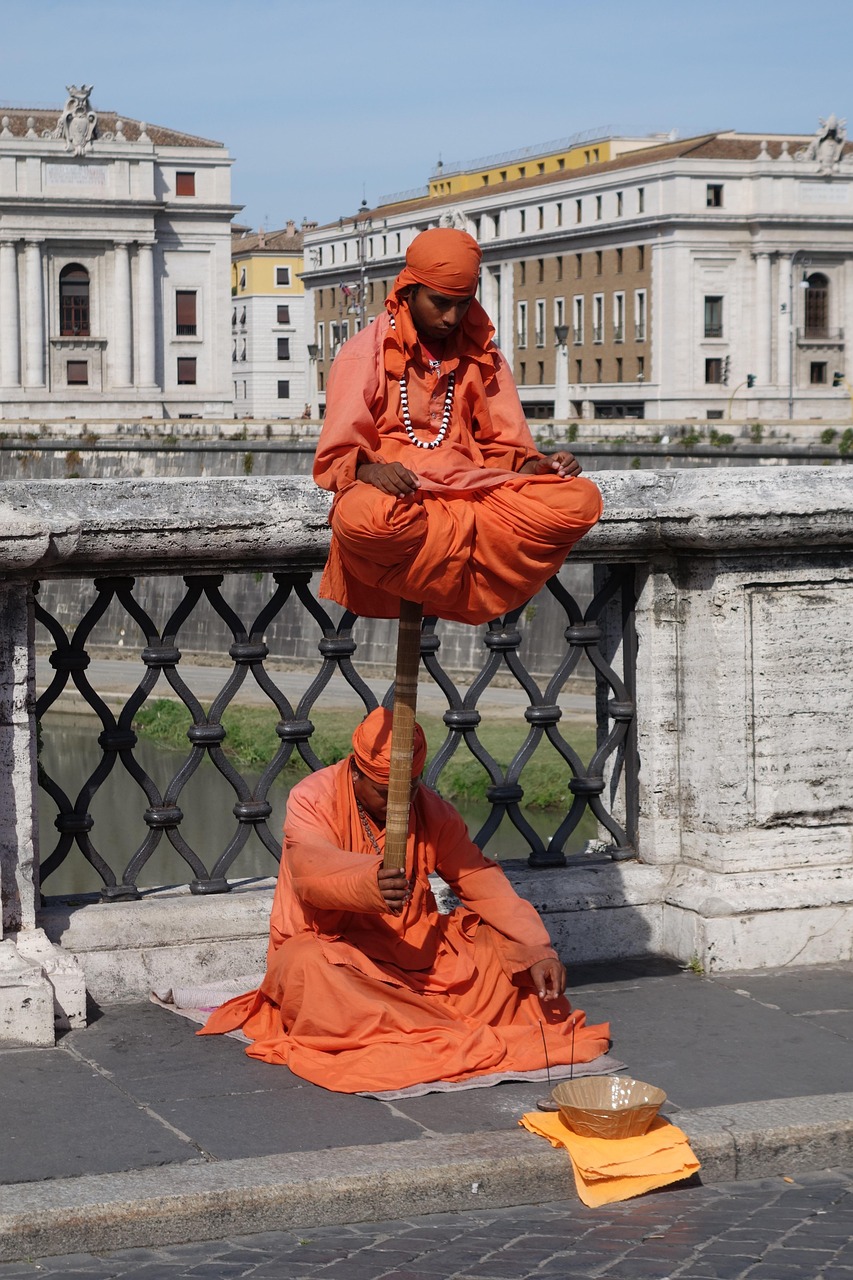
[384,228,495,379]
[394,228,482,298]
[351,708,427,784]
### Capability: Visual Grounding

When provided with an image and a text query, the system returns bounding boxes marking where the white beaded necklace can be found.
[389,312,455,450]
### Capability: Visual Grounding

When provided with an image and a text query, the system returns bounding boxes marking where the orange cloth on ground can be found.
[519,1111,701,1208]
[200,757,609,1094]
[312,228,603,624]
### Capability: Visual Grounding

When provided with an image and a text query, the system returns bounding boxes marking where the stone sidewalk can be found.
[1,958,852,1262]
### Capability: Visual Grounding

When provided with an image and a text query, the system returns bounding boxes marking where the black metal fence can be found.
[34,566,638,900]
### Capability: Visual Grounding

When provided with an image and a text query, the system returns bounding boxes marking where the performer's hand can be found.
[357,462,419,495]
[377,867,412,914]
[521,452,583,478]
[529,957,567,1001]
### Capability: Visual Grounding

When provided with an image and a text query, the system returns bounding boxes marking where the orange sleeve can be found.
[426,793,557,975]
[312,327,386,493]
[283,775,387,914]
[476,348,542,472]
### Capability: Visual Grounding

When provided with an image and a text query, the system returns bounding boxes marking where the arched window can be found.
[805,272,829,339]
[59,264,90,336]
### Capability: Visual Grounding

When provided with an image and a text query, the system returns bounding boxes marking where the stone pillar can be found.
[554,337,571,421]
[136,241,157,388]
[23,240,44,388]
[111,241,132,387]
[777,253,792,396]
[754,251,772,385]
[0,241,20,388]
[498,261,513,363]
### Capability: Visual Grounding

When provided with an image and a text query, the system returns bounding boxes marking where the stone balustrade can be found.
[1,468,851,1043]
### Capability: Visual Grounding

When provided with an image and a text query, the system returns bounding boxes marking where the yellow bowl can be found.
[551,1075,667,1139]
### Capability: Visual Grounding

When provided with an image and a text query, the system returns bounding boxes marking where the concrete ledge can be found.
[2,1094,852,1261]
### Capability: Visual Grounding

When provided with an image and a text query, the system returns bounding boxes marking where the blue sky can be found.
[1,0,850,229]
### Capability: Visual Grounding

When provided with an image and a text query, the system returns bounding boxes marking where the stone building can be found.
[0,85,236,420]
[302,117,853,423]
[230,223,311,419]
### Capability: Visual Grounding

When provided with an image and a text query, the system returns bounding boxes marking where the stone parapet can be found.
[0,467,850,1035]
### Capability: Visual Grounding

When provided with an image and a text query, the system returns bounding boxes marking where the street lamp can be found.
[306,343,319,419]
[553,323,571,421]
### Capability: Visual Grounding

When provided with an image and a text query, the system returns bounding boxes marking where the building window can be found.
[613,293,625,342]
[66,359,88,385]
[616,191,623,217]
[317,322,325,358]
[556,256,563,281]
[557,157,565,170]
[704,296,724,339]
[537,205,544,230]
[573,296,584,344]
[277,305,290,324]
[239,267,246,290]
[277,337,291,360]
[517,300,528,348]
[175,171,196,196]
[810,361,828,384]
[616,356,623,383]
[535,300,545,347]
[537,258,544,283]
[638,187,645,213]
[635,289,647,341]
[175,290,197,336]
[519,261,526,285]
[177,357,197,384]
[616,247,623,274]
[519,361,526,384]
[518,166,526,178]
[240,340,246,361]
[595,357,602,382]
[706,184,723,208]
[637,245,645,271]
[575,253,582,278]
[705,357,723,384]
[556,202,563,227]
[595,195,602,220]
[637,355,645,380]
[59,264,90,336]
[519,209,526,233]
[499,170,507,182]
[805,273,830,337]
[277,380,290,398]
[593,294,604,343]
[276,266,291,287]
[575,198,582,224]
[575,358,583,381]
[555,297,565,328]
[537,361,545,384]
[231,307,237,327]
[595,250,602,275]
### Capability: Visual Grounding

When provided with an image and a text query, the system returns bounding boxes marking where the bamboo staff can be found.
[382,598,423,873]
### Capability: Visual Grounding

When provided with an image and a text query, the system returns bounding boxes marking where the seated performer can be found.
[314,226,603,627]
[200,709,610,1094]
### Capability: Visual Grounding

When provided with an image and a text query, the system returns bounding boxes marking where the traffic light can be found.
[721,355,730,386]
[746,374,756,388]
[833,371,844,387]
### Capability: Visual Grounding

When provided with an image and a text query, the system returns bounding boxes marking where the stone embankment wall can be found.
[0,467,851,1042]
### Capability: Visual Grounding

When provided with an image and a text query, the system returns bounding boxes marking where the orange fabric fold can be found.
[201,760,610,1093]
[519,1112,701,1208]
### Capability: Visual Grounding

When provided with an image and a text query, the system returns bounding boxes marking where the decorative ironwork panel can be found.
[35,566,637,898]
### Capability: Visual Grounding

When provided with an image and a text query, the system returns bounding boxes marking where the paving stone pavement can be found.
[2,1167,852,1279]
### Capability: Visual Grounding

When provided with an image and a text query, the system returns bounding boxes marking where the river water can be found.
[37,714,596,898]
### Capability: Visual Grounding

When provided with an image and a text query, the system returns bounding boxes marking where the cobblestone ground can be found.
[2,1168,852,1279]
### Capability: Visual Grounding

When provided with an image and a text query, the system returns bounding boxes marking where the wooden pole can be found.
[383,598,423,873]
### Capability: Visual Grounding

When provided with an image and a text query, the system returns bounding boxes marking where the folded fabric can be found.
[520,1111,700,1208]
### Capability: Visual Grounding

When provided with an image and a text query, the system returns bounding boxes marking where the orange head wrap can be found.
[350,707,427,785]
[384,228,497,380]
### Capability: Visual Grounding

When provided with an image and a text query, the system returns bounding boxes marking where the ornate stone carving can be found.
[439,208,467,230]
[794,114,848,173]
[54,85,98,156]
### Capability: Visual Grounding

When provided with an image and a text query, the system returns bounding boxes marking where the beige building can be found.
[303,120,853,422]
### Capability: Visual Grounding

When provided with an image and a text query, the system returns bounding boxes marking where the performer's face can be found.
[352,767,421,824]
[406,286,474,342]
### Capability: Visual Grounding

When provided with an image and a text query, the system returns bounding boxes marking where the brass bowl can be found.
[551,1075,667,1139]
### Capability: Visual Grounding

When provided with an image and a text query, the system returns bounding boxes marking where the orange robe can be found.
[200,759,609,1093]
[314,313,603,625]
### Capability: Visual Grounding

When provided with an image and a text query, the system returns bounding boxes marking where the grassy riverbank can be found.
[133,699,596,811]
